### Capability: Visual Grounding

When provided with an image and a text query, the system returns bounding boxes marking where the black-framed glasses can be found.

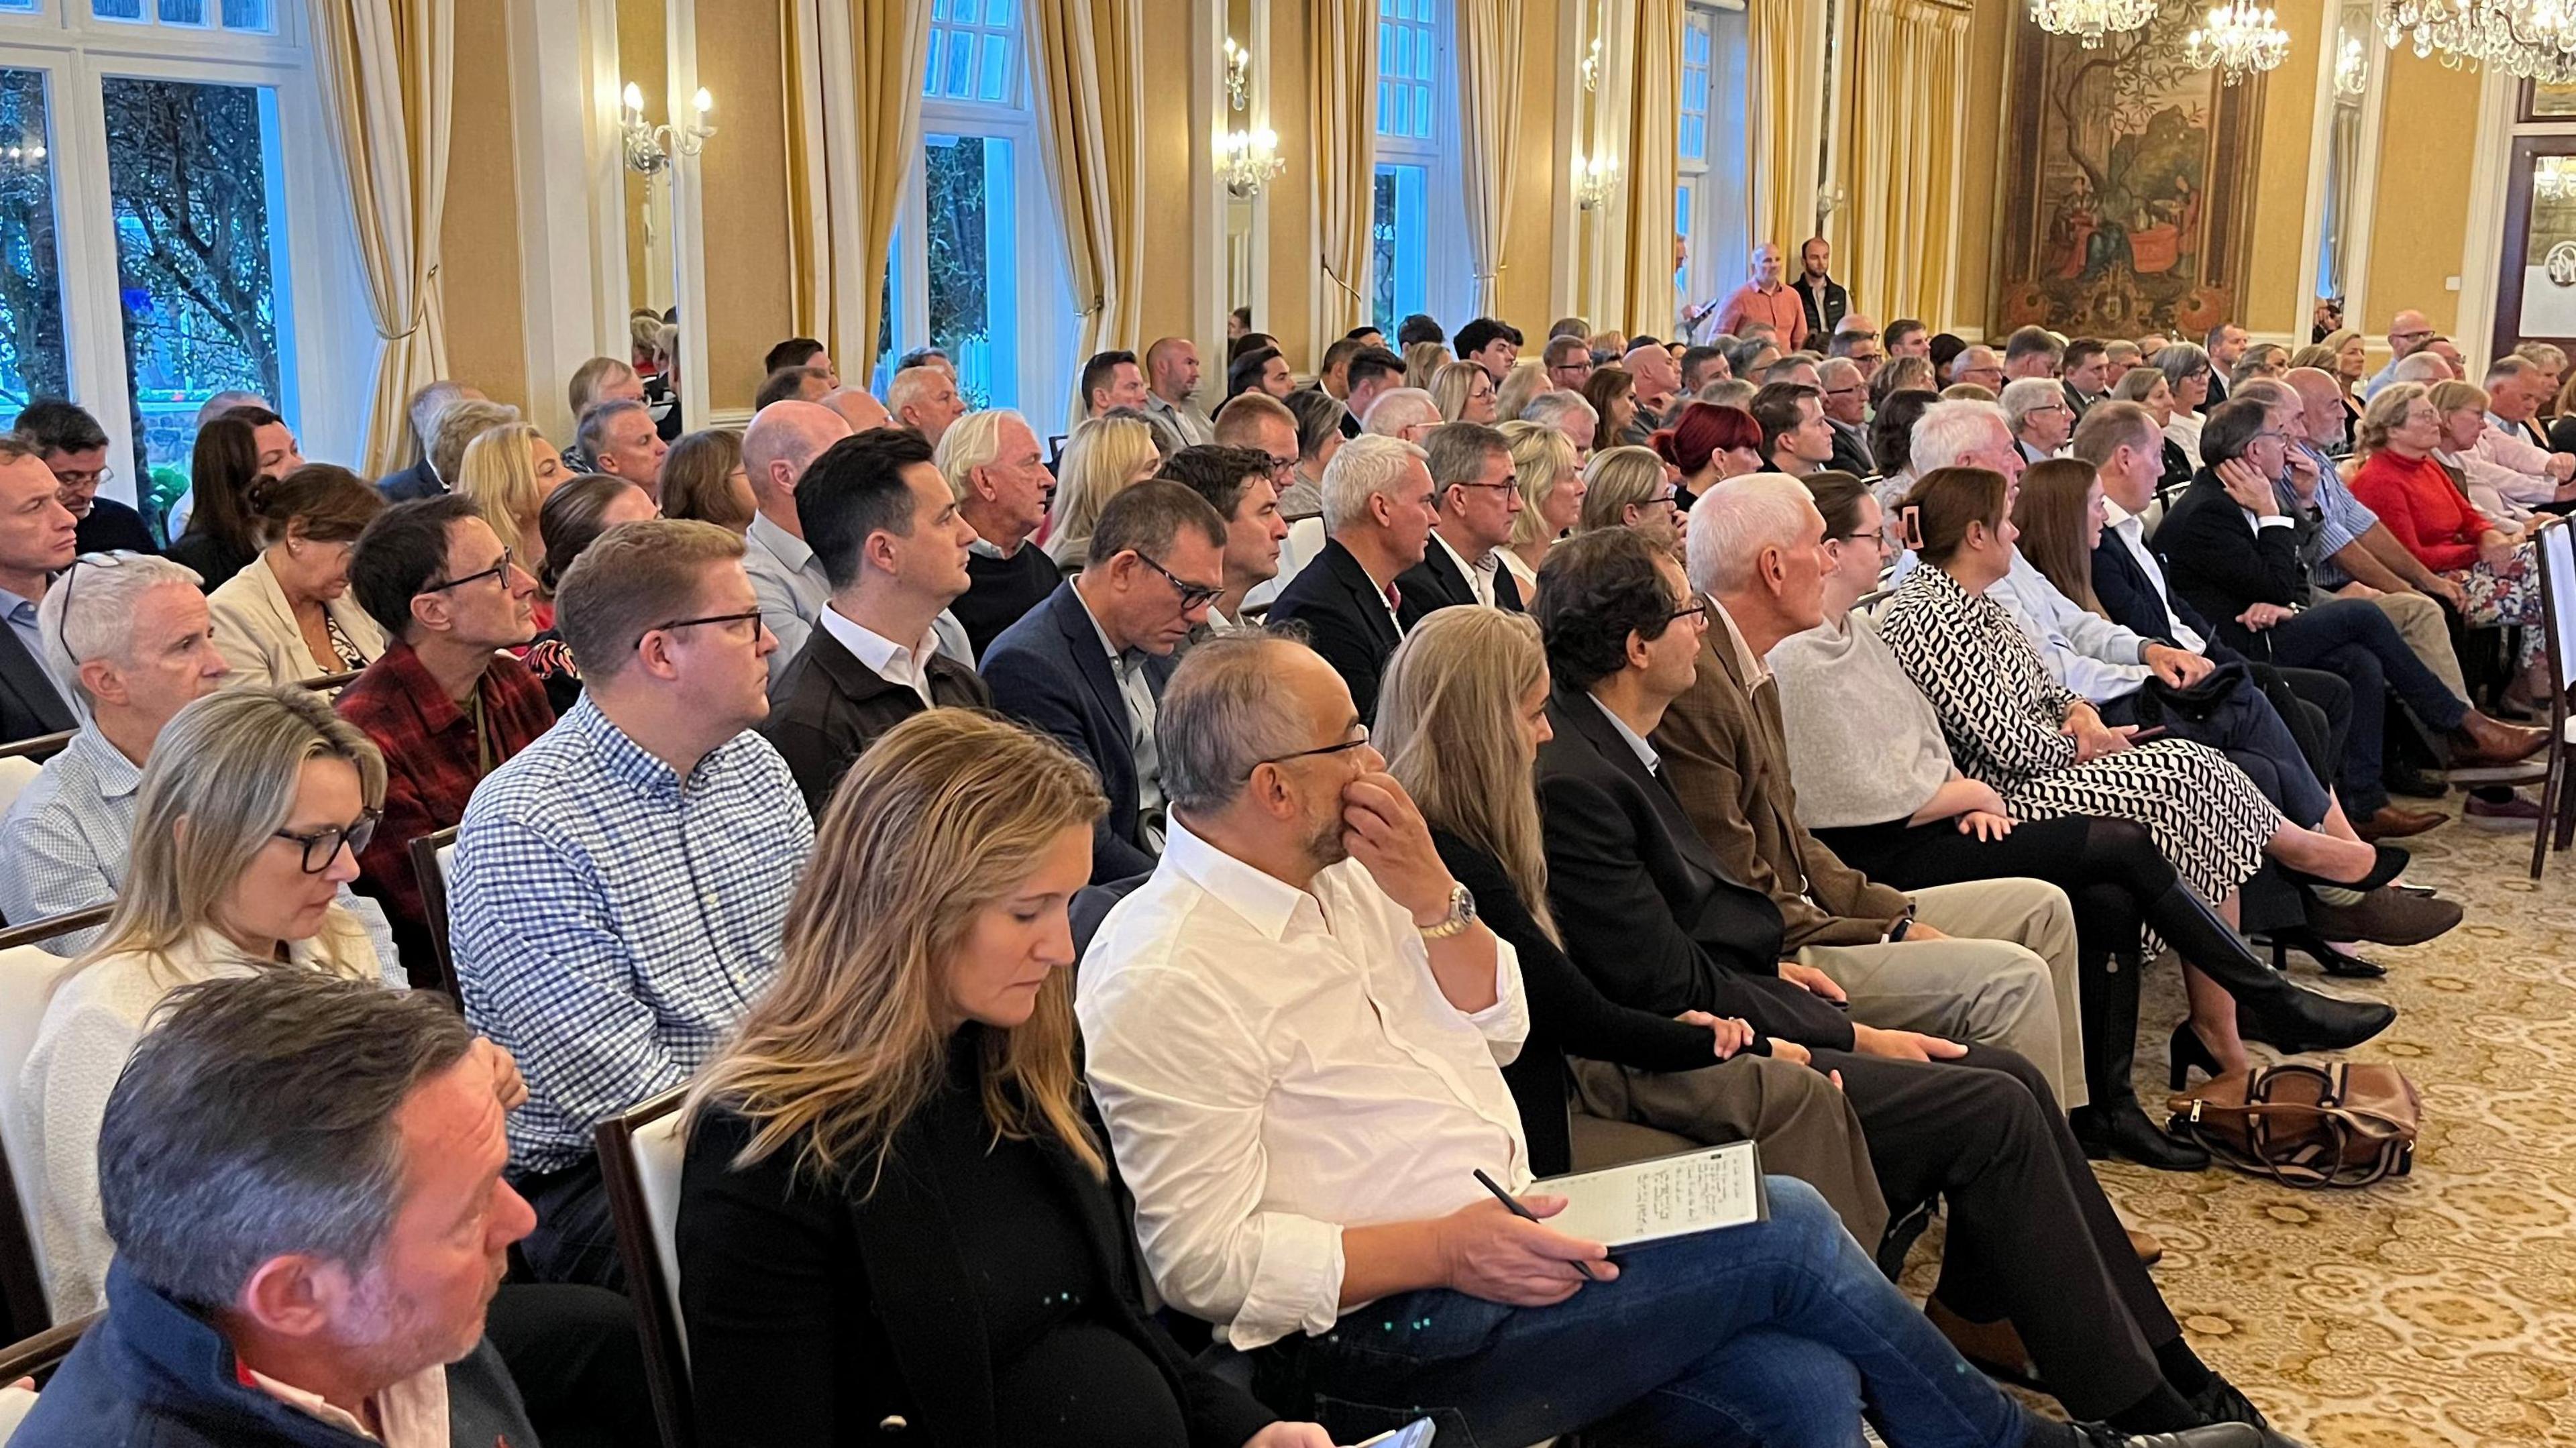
[424,547,515,594]
[643,608,765,641]
[1450,474,1523,494]
[273,810,380,874]
[1643,491,1682,512]
[53,551,141,666]
[1133,552,1224,610]
[48,463,113,488]
[1666,598,1711,628]
[1246,726,1372,775]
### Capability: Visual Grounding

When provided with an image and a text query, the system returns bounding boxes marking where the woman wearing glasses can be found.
[1574,445,1685,558]
[12,685,411,1319]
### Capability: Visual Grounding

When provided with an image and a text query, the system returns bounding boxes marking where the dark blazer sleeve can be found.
[2161,487,2306,612]
[983,646,1159,881]
[1535,765,1858,1049]
[758,696,851,820]
[1271,592,1387,723]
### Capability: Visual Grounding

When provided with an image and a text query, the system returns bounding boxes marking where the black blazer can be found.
[74,498,157,556]
[982,580,1177,882]
[1393,535,1521,630]
[1532,686,1856,1050]
[2152,468,2310,659]
[375,458,447,502]
[2062,380,2096,420]
[2155,438,2195,508]
[2090,525,2243,665]
[1267,537,1403,722]
[761,620,992,818]
[679,1098,1273,1448]
[1827,423,1874,479]
[0,617,73,745]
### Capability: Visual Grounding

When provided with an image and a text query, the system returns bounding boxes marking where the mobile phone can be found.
[2129,726,2168,742]
[1356,1419,1438,1447]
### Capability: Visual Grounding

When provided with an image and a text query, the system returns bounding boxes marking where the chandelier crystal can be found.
[2028,0,2160,48]
[2188,2,2292,84]
[2538,154,2576,203]
[2379,0,2576,82]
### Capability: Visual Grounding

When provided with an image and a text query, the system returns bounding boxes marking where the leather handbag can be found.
[2165,1061,2421,1188]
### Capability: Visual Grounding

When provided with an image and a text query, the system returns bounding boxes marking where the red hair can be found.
[1650,402,1762,477]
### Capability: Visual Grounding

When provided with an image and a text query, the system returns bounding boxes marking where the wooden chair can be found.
[0,1310,95,1384]
[407,827,461,998]
[0,908,111,956]
[594,1087,694,1448]
[0,936,76,1345]
[2528,521,2576,877]
[0,732,71,768]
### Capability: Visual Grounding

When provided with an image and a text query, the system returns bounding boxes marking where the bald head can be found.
[743,400,855,528]
[1622,345,1680,408]
[2388,309,2433,359]
[825,386,892,433]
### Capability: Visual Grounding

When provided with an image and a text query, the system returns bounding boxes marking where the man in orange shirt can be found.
[1715,242,1809,352]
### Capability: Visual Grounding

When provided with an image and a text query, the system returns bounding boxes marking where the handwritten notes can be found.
[1539,1141,1766,1249]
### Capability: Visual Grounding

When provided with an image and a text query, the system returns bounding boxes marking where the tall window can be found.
[1677,0,1752,323]
[877,0,1073,420]
[1372,0,1461,335]
[0,0,347,516]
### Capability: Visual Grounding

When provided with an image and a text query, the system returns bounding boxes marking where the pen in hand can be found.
[1472,1168,1597,1281]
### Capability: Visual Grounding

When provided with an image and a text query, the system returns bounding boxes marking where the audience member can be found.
[578,397,669,502]
[1142,335,1216,447]
[1652,401,1765,501]
[2154,343,2216,459]
[762,335,835,382]
[2003,376,2076,462]
[657,427,753,533]
[523,476,659,714]
[1045,411,1165,571]
[2228,343,2289,391]
[1868,388,1939,510]
[1715,241,1809,351]
[376,380,473,501]
[1396,311,1445,347]
[1392,421,1523,623]
[1340,345,1408,436]
[1081,349,1152,421]
[2002,327,2065,382]
[1267,433,1434,722]
[2109,366,2198,506]
[824,384,894,433]
[1947,345,2006,392]
[1575,445,1684,559]
[941,408,1062,655]
[0,442,74,750]
[1619,343,1684,441]
[1885,317,1931,359]
[2061,338,2111,416]
[1157,443,1287,630]
[455,421,572,576]
[1279,386,1348,518]
[1228,344,1295,402]
[1870,355,1937,410]
[1828,321,1884,382]
[1212,388,1302,483]
[1542,333,1593,390]
[888,363,969,445]
[1316,337,1365,403]
[1678,344,1729,394]
[1430,358,1499,424]
[2202,324,2250,407]
[741,398,856,687]
[15,400,155,555]
[2365,310,2438,397]
[1577,366,1637,446]
[2431,372,2575,522]
[428,400,523,507]
[1521,388,1598,459]
[763,427,988,817]
[1454,317,1524,380]
[755,365,835,411]
[985,481,1224,881]
[1815,357,1873,473]
[166,411,285,592]
[1499,419,1580,602]
[206,464,388,686]
[1358,384,1441,443]
[1751,382,1835,477]
[452,518,810,1287]
[1792,237,1847,339]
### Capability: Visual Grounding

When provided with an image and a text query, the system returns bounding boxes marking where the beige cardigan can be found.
[205,551,389,687]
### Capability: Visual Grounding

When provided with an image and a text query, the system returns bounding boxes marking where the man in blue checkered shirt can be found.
[451,518,812,1288]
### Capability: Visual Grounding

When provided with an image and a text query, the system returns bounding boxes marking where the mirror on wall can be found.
[1224,0,1259,336]
[2310,0,2373,341]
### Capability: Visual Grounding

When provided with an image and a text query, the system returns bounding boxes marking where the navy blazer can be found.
[1267,537,1404,722]
[0,618,72,745]
[1394,535,1522,630]
[2152,468,2311,659]
[2091,524,2243,665]
[374,457,447,502]
[981,579,1175,882]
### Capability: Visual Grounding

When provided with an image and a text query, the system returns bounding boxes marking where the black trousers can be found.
[2102,671,2332,825]
[510,1156,630,1292]
[1813,1042,2178,1420]
[2265,597,2471,803]
[484,1283,659,1448]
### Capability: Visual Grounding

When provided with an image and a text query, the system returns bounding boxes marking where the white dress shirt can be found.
[2100,498,2206,653]
[817,603,938,706]
[1072,585,1164,831]
[1430,528,1503,609]
[1077,818,1529,1350]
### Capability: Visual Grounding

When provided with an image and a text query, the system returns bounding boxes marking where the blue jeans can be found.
[1265,1178,2031,1448]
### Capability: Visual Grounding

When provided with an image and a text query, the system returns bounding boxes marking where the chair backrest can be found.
[594,1087,694,1448]
[0,944,73,1340]
[0,758,38,822]
[408,827,460,998]
[0,732,70,768]
[2538,521,2576,704]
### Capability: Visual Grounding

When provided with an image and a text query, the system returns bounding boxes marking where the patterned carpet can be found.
[1908,795,2576,1446]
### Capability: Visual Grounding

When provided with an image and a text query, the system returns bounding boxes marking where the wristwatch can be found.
[1417,881,1479,940]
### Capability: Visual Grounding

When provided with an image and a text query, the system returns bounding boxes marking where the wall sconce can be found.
[1224,37,1252,111]
[621,82,717,179]
[1573,151,1617,211]
[1579,36,1603,93]
[1222,128,1287,197]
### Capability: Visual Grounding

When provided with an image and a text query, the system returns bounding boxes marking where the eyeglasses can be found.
[272,810,380,874]
[1450,474,1523,494]
[423,547,515,593]
[1643,490,1681,512]
[53,551,141,667]
[1132,551,1225,610]
[1666,598,1711,628]
[1265,453,1298,480]
[2392,329,2435,345]
[1247,726,1372,775]
[49,463,112,488]
[644,608,765,641]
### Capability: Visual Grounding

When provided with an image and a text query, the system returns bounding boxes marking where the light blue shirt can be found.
[1987,547,2155,706]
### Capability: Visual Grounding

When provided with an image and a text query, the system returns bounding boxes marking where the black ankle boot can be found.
[2142,881,2397,1054]
[2072,946,2210,1170]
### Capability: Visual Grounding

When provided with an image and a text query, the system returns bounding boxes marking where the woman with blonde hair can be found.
[1044,412,1164,572]
[1493,359,1550,423]
[1574,443,1684,556]
[1429,358,1498,424]
[1402,339,1452,391]
[659,427,753,533]
[679,709,1328,1448]
[457,422,572,576]
[14,685,400,1319]
[1499,420,1581,600]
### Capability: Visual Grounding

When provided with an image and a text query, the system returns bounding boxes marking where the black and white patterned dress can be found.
[1877,563,2277,903]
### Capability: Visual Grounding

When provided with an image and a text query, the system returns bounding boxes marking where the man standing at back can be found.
[1715,242,1809,353]
[1267,433,1438,722]
[739,398,855,687]
[1143,337,1216,447]
[452,519,812,1287]
[1792,237,1847,341]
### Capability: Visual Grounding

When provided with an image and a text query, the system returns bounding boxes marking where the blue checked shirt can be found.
[450,697,813,1173]
[0,721,403,970]
[2284,442,2381,589]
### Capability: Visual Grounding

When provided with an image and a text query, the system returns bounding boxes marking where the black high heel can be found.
[2276,842,2410,893]
[2167,1021,2226,1091]
[2142,881,2398,1053]
[2268,928,2388,979]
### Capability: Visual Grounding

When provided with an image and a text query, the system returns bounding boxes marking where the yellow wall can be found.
[1498,0,1562,335]
[1138,0,1200,345]
[1267,0,1318,370]
[694,0,795,414]
[2244,1,2324,341]
[440,0,530,410]
[2363,54,2481,340]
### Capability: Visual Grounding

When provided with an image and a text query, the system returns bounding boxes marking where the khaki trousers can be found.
[1792,878,2085,1111]
[2330,586,2468,698]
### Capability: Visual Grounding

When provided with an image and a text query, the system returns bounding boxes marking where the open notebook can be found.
[1537,1140,1768,1249]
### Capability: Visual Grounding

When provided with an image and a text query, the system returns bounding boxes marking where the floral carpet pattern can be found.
[1906,803,2576,1446]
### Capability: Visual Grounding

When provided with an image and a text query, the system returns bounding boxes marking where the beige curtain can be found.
[309,0,452,476]
[1027,0,1144,416]
[1616,0,1682,337]
[1455,0,1525,319]
[1746,0,1821,258]
[784,0,930,374]
[1845,0,1969,323]
[1309,0,1379,339]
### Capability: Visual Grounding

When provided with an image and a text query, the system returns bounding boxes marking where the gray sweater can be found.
[1764,608,1958,830]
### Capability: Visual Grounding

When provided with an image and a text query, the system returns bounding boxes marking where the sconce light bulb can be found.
[1255,127,1277,149]
[623,82,645,114]
[692,87,714,115]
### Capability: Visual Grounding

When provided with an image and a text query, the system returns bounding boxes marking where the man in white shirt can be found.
[2459,354,2576,516]
[1395,422,1523,625]
[1081,632,2235,1448]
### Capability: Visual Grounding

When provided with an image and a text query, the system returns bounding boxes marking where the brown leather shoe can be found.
[2306,887,2463,946]
[2451,710,2552,766]
[1925,1297,2043,1389]
[2127,1225,2165,1265]
[2354,804,2448,840]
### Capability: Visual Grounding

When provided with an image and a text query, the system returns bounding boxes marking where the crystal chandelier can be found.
[2188,3,2292,84]
[2379,0,2576,83]
[2028,0,2159,48]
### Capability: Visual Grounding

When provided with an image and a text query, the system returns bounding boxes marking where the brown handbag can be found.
[2165,1061,2422,1188]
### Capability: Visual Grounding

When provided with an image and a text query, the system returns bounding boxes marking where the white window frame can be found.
[0,0,369,502]
[1371,0,1465,332]
[878,1,1076,425]
[1678,0,1750,320]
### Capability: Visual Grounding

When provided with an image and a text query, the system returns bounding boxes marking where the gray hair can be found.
[1908,399,2013,474]
[2512,341,2567,374]
[2485,353,2541,390]
[575,396,651,458]
[1697,378,1758,410]
[1361,387,1441,438]
[1816,357,1862,390]
[885,365,950,419]
[40,553,205,708]
[2390,351,2452,384]
[97,970,475,1313]
[430,399,523,486]
[1155,632,1313,815]
[2233,377,2299,414]
[1321,433,1428,532]
[1686,473,1819,598]
[933,408,1028,501]
[1519,389,1597,429]
[2152,343,2212,394]
[1423,421,1508,489]
[1998,377,2063,431]
[405,380,468,452]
